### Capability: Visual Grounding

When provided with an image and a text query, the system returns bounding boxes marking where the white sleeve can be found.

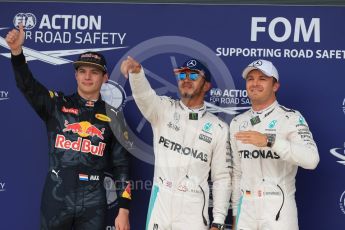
[229,119,242,216]
[273,112,320,170]
[211,121,232,224]
[128,68,169,124]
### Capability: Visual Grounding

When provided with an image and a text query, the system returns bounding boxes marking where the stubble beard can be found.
[181,92,194,99]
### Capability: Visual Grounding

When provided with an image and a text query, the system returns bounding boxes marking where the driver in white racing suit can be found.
[121,57,231,230]
[230,59,320,230]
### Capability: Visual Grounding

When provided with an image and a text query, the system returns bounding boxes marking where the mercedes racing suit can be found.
[128,68,231,230]
[230,101,319,230]
[11,52,131,230]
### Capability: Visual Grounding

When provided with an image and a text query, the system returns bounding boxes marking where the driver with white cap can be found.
[230,59,319,230]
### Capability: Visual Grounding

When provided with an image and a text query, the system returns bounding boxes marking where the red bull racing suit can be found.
[11,52,131,230]
[230,101,319,230]
[128,68,231,230]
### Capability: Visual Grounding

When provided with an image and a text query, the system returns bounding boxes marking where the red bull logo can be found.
[55,134,106,156]
[63,120,105,140]
[86,125,105,140]
[55,120,107,156]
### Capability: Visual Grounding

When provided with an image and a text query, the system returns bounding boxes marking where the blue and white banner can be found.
[0,2,344,229]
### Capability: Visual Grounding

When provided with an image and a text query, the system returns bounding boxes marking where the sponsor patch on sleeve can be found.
[121,183,132,200]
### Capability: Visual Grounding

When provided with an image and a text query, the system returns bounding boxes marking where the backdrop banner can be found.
[0,2,344,229]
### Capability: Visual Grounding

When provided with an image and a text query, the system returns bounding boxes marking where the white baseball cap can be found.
[242,59,279,81]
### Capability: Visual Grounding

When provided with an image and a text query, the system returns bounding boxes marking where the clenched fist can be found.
[6,23,25,55]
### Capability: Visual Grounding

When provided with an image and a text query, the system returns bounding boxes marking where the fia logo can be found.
[13,13,37,30]
[210,88,222,97]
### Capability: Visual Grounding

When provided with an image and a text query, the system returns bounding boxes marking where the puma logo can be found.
[52,169,60,178]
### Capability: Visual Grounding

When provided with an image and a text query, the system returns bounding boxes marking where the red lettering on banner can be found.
[55,134,105,156]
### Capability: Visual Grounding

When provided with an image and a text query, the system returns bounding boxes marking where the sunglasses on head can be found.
[176,71,202,81]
